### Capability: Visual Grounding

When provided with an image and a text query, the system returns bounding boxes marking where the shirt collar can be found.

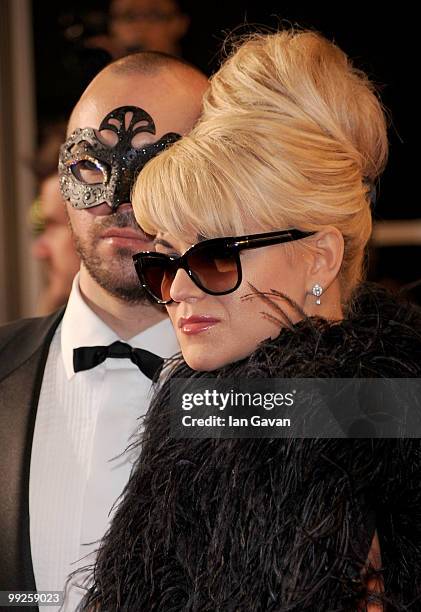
[61,273,179,379]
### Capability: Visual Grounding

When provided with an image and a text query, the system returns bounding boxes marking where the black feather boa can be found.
[79,284,421,611]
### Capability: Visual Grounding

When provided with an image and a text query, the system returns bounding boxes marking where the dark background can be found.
[32,2,418,291]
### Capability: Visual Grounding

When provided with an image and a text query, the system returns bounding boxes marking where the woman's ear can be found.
[304,226,344,318]
[308,227,344,280]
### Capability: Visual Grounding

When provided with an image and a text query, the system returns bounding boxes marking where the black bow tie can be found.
[73,341,164,380]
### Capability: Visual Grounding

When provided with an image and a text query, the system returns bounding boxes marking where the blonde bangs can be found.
[132,133,262,243]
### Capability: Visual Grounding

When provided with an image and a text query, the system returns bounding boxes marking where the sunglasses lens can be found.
[138,257,175,302]
[188,246,239,294]
[135,244,240,302]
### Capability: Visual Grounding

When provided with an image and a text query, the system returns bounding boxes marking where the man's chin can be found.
[91,270,149,304]
[106,284,150,304]
[79,254,149,304]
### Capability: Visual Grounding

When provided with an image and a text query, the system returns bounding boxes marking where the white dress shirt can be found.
[29,275,179,610]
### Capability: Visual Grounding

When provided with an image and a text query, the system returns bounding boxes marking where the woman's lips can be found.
[178,315,221,335]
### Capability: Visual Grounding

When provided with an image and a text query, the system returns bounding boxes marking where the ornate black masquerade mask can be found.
[58,106,181,211]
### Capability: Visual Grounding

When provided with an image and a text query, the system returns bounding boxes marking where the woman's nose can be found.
[169,268,205,303]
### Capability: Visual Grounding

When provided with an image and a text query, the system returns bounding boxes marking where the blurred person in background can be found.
[109,0,189,55]
[84,0,190,58]
[31,121,80,315]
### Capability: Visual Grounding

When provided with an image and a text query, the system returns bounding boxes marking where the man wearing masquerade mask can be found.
[0,51,208,609]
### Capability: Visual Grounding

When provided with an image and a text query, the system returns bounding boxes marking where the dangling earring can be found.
[311,283,323,305]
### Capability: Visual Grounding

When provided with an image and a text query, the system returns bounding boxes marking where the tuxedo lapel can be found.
[0,308,64,593]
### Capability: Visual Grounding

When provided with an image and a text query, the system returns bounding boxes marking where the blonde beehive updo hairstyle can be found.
[133,28,389,301]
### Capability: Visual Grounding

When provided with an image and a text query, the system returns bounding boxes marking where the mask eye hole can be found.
[67,156,109,185]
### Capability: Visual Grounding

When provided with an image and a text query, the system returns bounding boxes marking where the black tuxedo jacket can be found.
[0,308,64,607]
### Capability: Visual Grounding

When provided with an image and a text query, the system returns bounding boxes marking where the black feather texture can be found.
[79,283,421,611]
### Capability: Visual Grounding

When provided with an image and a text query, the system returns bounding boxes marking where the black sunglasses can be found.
[132,229,316,304]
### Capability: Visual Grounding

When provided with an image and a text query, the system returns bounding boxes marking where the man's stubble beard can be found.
[69,207,151,304]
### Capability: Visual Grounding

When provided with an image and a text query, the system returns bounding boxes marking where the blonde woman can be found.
[81,30,421,611]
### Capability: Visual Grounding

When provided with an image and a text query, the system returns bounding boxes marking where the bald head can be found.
[68,52,208,138]
[107,49,199,77]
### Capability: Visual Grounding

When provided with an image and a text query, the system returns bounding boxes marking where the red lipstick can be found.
[178,315,220,335]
